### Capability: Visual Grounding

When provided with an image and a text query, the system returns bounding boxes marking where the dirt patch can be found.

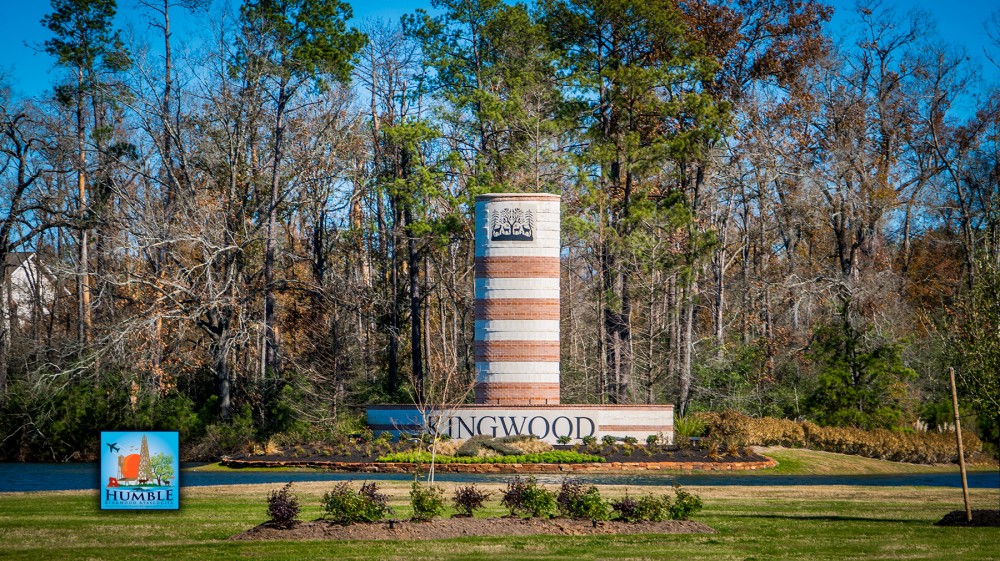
[935,510,1000,527]
[231,517,715,541]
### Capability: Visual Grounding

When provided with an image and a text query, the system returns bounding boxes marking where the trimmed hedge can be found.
[377,450,604,464]
[696,410,982,464]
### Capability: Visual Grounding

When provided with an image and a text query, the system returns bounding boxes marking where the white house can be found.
[3,252,62,325]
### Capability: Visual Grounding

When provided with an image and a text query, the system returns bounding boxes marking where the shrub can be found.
[431,438,462,456]
[501,476,556,518]
[322,481,391,525]
[556,479,609,520]
[602,435,618,446]
[557,435,573,445]
[674,415,708,449]
[611,493,670,522]
[452,484,491,517]
[669,484,703,520]
[622,436,639,445]
[409,481,446,521]
[266,482,300,528]
[455,435,522,457]
[692,412,978,465]
[503,436,553,454]
[646,434,659,446]
[581,435,597,446]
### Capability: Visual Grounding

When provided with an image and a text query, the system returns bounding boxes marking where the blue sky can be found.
[0,0,996,98]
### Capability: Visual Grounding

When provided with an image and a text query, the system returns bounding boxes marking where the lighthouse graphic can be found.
[136,434,152,484]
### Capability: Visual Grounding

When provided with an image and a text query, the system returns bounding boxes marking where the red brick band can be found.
[475,257,560,278]
[475,299,560,321]
[474,382,561,405]
[474,341,560,362]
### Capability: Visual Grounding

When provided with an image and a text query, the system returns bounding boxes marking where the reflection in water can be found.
[0,463,997,493]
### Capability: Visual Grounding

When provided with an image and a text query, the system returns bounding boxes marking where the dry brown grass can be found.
[508,438,553,454]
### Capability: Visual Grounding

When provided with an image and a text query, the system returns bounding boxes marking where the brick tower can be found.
[474,193,560,405]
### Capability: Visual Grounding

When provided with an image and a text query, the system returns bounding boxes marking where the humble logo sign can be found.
[100,431,179,510]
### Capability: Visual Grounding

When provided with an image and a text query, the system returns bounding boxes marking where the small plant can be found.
[674,415,708,447]
[581,435,597,446]
[501,476,556,518]
[610,494,640,522]
[556,435,572,445]
[669,484,703,520]
[646,434,659,446]
[622,436,638,445]
[322,481,392,525]
[266,482,300,529]
[410,481,446,521]
[452,484,491,517]
[622,444,633,457]
[602,435,618,446]
[611,492,670,523]
[706,440,722,460]
[556,479,609,520]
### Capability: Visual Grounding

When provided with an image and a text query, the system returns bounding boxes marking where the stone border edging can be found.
[218,457,777,473]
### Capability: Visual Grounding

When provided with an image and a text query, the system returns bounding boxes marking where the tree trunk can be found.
[263,85,287,376]
[406,205,424,402]
[76,67,91,345]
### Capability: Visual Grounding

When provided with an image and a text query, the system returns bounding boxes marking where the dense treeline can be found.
[0,0,997,461]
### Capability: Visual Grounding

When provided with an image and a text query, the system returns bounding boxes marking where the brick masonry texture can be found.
[474,341,561,361]
[474,382,561,404]
[475,256,561,278]
[474,299,560,320]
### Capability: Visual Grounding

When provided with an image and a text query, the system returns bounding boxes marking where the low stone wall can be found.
[219,457,777,473]
[367,404,674,445]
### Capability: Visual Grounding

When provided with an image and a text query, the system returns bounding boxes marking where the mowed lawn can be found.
[1,480,997,561]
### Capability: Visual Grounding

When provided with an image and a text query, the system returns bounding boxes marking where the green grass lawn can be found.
[1,481,997,561]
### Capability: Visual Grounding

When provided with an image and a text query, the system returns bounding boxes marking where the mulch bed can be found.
[935,510,1000,527]
[231,517,715,541]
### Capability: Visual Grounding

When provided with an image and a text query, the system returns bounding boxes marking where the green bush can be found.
[501,476,556,518]
[669,484,703,520]
[674,415,708,441]
[321,481,391,525]
[409,481,446,521]
[557,479,609,520]
[611,493,670,522]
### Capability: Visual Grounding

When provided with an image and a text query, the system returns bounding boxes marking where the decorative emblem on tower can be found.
[490,207,534,241]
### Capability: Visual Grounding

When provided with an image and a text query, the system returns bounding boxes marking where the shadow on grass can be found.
[724,513,922,524]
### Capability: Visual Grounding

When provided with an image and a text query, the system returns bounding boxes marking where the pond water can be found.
[0,463,997,493]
